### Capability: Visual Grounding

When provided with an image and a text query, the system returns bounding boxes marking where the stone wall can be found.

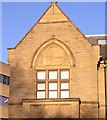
[8,2,101,118]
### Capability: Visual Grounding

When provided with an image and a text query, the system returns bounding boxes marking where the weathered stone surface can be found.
[8,2,106,119]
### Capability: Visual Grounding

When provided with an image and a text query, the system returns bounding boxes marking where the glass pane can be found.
[37,91,45,99]
[61,83,69,90]
[61,91,69,98]
[61,70,69,79]
[37,71,46,80]
[3,75,8,85]
[49,71,57,80]
[98,40,107,45]
[37,83,45,90]
[49,91,57,98]
[0,74,3,83]
[8,77,10,85]
[49,83,57,90]
[0,96,9,106]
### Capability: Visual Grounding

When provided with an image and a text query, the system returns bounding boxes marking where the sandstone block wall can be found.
[8,2,104,118]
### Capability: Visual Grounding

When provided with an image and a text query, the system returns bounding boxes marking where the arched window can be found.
[32,39,75,99]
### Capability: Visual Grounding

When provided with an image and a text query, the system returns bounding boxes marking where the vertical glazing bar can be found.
[46,69,48,98]
[58,69,60,98]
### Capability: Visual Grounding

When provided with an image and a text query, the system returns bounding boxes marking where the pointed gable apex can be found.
[8,2,88,49]
[39,2,69,23]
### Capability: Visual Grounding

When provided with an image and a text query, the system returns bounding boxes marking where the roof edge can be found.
[85,34,107,37]
[10,3,52,49]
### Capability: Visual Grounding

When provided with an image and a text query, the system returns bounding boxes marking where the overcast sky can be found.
[1,2,106,63]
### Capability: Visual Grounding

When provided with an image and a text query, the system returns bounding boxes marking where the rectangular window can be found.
[36,69,70,99]
[0,95,9,106]
[0,74,3,83]
[3,75,7,84]
[7,77,10,85]
[60,70,69,79]
[2,75,10,85]
[49,70,58,80]
[98,40,107,45]
[37,71,46,80]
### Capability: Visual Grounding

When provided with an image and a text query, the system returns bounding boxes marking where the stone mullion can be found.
[35,69,37,98]
[46,69,48,98]
[58,69,60,98]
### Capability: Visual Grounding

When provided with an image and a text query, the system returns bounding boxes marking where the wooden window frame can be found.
[35,69,70,99]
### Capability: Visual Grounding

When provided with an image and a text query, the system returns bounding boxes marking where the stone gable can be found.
[8,2,105,119]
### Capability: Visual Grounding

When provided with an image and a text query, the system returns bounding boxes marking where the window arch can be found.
[31,38,75,68]
[31,38,75,99]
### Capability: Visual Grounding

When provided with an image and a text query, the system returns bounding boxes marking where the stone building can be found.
[8,2,107,119]
[0,62,10,119]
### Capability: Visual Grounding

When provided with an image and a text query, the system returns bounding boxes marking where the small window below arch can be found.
[35,69,70,99]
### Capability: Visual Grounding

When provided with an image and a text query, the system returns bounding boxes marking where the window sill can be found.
[22,98,81,104]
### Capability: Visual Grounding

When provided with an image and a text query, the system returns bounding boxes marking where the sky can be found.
[1,2,106,63]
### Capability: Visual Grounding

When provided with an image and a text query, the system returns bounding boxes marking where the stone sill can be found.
[22,98,81,104]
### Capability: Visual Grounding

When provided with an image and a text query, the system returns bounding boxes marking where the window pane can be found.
[61,70,69,79]
[8,77,10,85]
[61,91,69,98]
[37,83,45,90]
[0,96,9,106]
[61,83,69,90]
[3,75,8,85]
[49,83,57,90]
[0,74,3,83]
[49,71,57,80]
[98,40,107,45]
[37,71,46,80]
[49,91,57,98]
[37,91,45,99]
